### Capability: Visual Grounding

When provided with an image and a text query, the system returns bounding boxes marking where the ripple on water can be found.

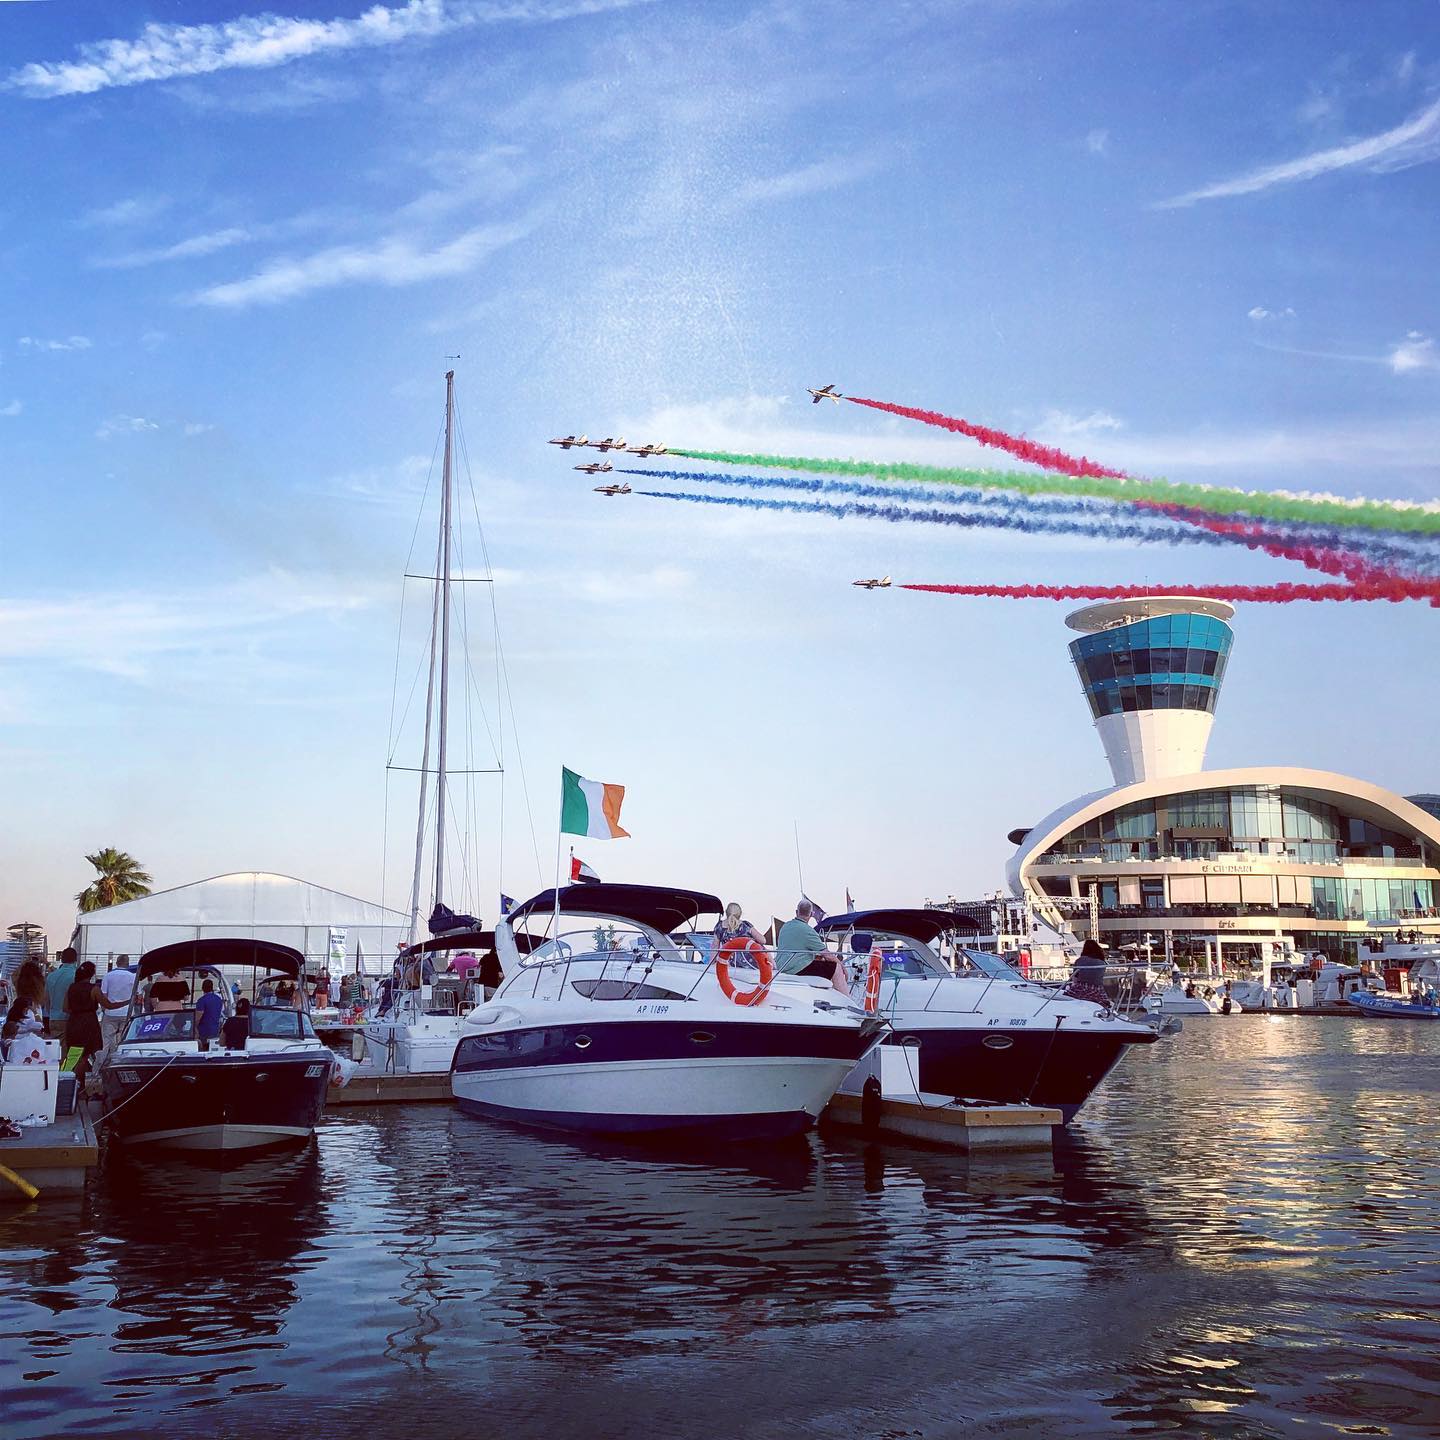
[0,1017,1436,1437]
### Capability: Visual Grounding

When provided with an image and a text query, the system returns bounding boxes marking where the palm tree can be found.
[76,848,153,913]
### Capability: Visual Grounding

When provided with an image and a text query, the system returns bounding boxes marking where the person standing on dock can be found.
[45,947,78,1036]
[63,961,104,1085]
[99,958,136,1053]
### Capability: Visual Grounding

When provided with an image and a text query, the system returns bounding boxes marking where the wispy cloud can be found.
[731,152,882,208]
[188,219,531,308]
[95,414,160,440]
[1035,409,1122,440]
[0,575,373,682]
[1157,97,1440,207]
[1085,128,1109,156]
[18,335,91,352]
[7,0,653,100]
[1389,331,1439,374]
[0,400,21,418]
[93,226,254,270]
[79,195,171,228]
[1247,305,1296,321]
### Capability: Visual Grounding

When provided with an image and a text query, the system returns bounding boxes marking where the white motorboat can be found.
[98,939,336,1154]
[451,884,888,1140]
[817,909,1159,1122]
[1142,983,1242,1016]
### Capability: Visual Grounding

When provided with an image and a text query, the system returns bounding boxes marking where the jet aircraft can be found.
[592,436,628,452]
[626,443,668,457]
[852,576,891,589]
[575,461,614,474]
[808,384,842,404]
[594,482,632,496]
[548,433,589,449]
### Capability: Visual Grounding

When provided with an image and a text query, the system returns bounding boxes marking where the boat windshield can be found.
[522,921,683,967]
[956,949,1025,981]
[249,1007,318,1040]
[125,1012,196,1043]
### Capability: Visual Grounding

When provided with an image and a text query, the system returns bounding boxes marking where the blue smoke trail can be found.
[621,467,1440,574]
[633,489,1235,548]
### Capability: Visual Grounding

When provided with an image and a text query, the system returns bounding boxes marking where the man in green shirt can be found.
[45,947,79,1036]
[774,901,848,995]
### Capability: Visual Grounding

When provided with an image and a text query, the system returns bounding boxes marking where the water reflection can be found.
[0,1018,1435,1438]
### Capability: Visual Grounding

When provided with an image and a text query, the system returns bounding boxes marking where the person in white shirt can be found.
[99,958,137,1052]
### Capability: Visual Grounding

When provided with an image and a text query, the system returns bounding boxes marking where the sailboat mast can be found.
[433,369,456,910]
[405,521,444,946]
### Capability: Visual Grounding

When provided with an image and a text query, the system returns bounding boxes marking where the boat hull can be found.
[887,1026,1155,1122]
[100,1054,333,1153]
[452,1019,880,1140]
[1348,993,1440,1020]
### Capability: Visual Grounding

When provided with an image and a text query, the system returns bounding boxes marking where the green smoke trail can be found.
[670,449,1440,535]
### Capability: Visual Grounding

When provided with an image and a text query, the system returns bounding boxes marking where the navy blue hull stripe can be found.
[455,1095,815,1140]
[453,1018,878,1075]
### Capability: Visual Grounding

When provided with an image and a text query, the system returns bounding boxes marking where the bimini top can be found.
[401,930,542,957]
[817,908,982,945]
[507,884,723,934]
[137,937,304,980]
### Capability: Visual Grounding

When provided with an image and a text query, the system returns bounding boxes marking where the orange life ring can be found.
[715,936,775,1007]
[863,951,884,1013]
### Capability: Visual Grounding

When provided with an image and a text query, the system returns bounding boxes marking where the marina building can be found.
[1005,597,1440,964]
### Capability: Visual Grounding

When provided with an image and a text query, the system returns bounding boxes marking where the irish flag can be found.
[561,767,630,839]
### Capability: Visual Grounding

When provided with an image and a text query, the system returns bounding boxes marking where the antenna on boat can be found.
[433,369,456,915]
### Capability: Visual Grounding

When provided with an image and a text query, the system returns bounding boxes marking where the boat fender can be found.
[863,951,884,1014]
[860,1075,883,1134]
[715,937,774,1007]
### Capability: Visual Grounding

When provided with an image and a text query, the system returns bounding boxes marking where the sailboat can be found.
[353,370,494,1077]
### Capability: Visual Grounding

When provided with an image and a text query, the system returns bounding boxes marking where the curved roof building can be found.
[1008,599,1440,962]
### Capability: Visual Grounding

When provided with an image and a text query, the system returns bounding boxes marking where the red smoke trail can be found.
[900,580,1440,604]
[845,396,1130,479]
[1136,502,1414,586]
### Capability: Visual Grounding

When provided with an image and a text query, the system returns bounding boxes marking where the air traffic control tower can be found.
[1065,596,1235,786]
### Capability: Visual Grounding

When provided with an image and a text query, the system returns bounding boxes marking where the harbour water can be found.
[2,1018,1437,1438]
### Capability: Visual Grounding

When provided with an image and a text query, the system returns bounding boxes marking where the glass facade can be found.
[1043,785,1424,866]
[1069,612,1233,719]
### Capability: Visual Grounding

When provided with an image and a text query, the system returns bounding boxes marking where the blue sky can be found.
[3,0,1438,942]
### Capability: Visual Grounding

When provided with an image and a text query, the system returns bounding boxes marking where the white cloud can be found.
[1085,128,1109,156]
[93,227,255,270]
[731,153,882,208]
[0,400,21,418]
[1247,305,1296,321]
[188,219,530,307]
[0,575,373,682]
[8,0,653,99]
[182,422,214,436]
[18,335,92,352]
[1157,97,1440,207]
[80,195,171,228]
[1034,409,1122,440]
[96,414,160,440]
[1389,331,1439,374]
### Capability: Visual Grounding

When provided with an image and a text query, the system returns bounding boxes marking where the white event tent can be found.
[74,872,410,975]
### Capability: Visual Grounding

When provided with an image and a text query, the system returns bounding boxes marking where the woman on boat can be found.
[149,967,191,1013]
[64,961,105,1084]
[714,902,764,951]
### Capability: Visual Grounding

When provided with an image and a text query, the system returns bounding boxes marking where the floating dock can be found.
[0,1105,98,1201]
[822,1090,1060,1151]
[326,1073,452,1106]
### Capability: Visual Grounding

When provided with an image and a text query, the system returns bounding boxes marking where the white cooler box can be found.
[0,1054,62,1124]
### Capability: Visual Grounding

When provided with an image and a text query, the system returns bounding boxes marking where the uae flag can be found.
[570,856,600,884]
[561,766,630,839]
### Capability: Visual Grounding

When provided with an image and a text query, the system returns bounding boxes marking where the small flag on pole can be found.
[561,766,630,839]
[803,894,827,924]
[571,856,601,884]
[845,887,854,913]
[500,894,517,916]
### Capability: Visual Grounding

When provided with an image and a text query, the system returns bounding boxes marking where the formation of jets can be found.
[550,434,668,456]
[574,461,613,474]
[853,576,891,589]
[594,482,632,496]
[808,383,842,404]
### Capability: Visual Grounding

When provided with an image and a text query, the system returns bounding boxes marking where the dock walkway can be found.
[0,1104,98,1201]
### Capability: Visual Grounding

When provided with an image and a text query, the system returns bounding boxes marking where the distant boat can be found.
[1347,989,1440,1021]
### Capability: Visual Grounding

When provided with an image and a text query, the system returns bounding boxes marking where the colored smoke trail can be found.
[634,488,1235,549]
[900,580,1440,605]
[845,395,1129,479]
[620,467,1125,521]
[669,448,1440,534]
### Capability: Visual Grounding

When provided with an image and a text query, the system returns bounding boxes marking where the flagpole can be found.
[553,772,565,947]
[793,820,805,897]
